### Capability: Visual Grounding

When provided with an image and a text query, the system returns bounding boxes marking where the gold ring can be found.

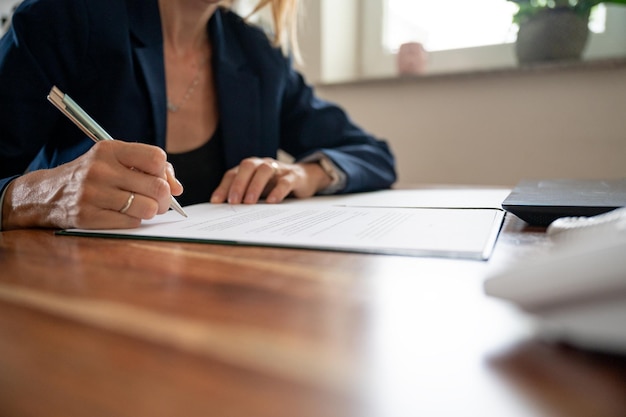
[119,192,135,214]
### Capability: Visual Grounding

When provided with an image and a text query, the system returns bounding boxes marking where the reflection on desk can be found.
[0,205,625,417]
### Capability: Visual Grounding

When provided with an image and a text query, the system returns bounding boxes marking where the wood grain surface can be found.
[0,215,624,417]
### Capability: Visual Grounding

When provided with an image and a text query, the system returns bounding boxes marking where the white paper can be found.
[321,187,511,209]
[61,191,506,260]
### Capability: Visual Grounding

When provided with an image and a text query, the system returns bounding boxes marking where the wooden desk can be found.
[0,214,625,417]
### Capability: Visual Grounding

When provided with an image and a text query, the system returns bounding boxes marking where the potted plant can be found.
[507,0,626,64]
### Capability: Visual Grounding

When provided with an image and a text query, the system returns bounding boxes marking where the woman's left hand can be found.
[210,157,332,204]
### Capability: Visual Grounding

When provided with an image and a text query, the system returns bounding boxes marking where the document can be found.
[59,190,506,260]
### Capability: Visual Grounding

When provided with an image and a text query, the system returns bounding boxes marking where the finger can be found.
[83,183,158,219]
[265,175,295,204]
[118,171,172,213]
[110,141,169,177]
[226,158,262,204]
[70,195,143,229]
[115,191,160,220]
[110,165,172,214]
[166,162,184,196]
[243,160,279,204]
[79,144,171,217]
[86,141,172,212]
[210,169,238,203]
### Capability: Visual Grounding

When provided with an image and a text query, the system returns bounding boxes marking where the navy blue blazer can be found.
[0,0,396,197]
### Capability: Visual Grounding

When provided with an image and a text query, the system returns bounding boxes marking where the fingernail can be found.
[167,164,183,186]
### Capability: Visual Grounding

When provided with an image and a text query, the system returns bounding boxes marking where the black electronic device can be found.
[502,178,626,226]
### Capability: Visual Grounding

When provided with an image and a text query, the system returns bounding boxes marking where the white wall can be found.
[0,0,19,32]
[0,0,16,12]
[312,66,626,187]
[297,0,626,187]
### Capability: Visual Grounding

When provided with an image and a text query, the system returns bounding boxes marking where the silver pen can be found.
[47,86,188,218]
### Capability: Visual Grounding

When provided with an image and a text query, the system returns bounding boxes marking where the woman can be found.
[0,0,396,230]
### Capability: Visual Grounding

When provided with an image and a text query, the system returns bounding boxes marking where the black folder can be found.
[502,178,626,226]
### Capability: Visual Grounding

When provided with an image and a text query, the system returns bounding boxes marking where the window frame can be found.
[360,0,626,79]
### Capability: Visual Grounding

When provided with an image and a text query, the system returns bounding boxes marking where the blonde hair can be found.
[234,0,300,59]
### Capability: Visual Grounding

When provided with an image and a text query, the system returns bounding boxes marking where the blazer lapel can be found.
[124,5,262,157]
[126,0,167,149]
[210,11,262,169]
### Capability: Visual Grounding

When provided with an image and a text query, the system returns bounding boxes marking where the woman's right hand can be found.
[1,140,183,230]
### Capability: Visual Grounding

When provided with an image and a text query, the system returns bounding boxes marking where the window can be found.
[382,0,609,53]
[360,0,626,79]
[229,0,626,84]
[383,0,518,53]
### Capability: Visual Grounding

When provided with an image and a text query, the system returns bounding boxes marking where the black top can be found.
[168,126,225,207]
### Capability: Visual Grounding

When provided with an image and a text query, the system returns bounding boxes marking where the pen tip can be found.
[169,196,188,218]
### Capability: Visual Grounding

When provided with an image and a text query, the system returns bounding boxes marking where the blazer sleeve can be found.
[0,0,90,193]
[278,62,397,194]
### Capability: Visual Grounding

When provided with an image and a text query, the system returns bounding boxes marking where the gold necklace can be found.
[167,55,208,113]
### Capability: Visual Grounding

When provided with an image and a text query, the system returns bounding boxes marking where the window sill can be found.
[315,57,626,88]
